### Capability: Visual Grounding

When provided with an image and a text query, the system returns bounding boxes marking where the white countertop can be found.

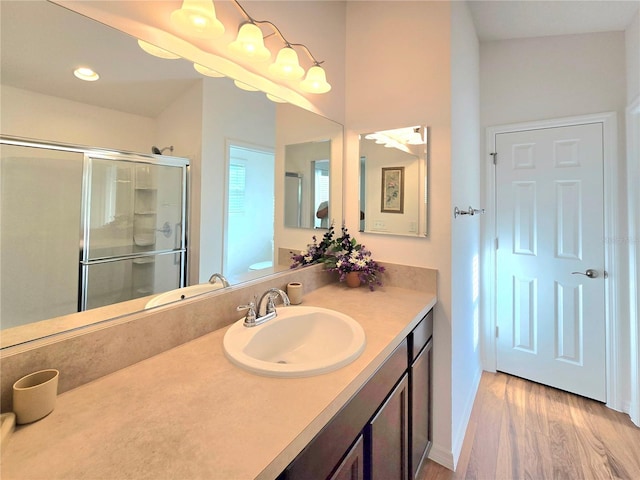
[1,284,436,480]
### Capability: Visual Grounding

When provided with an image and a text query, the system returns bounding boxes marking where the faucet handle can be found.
[237,300,257,326]
[265,295,277,315]
[265,289,290,314]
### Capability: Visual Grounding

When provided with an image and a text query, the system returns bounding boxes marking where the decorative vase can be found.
[345,271,361,288]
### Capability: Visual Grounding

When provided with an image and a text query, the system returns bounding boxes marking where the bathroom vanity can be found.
[280,309,433,480]
[0,280,436,480]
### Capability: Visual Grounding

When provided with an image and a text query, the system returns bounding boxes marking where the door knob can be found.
[571,269,598,279]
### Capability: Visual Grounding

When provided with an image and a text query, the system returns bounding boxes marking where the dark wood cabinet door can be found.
[330,435,364,480]
[369,373,409,480]
[410,339,432,479]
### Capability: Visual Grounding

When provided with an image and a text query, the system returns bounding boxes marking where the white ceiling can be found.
[468,0,639,42]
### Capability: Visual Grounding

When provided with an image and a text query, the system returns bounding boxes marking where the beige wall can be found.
[344,1,480,467]
[625,11,640,103]
[450,0,482,465]
[0,85,155,152]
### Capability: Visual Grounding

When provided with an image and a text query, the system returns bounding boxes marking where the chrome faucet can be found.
[208,273,230,287]
[237,288,290,327]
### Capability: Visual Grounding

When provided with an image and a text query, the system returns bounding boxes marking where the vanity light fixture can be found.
[407,127,425,145]
[364,126,425,154]
[73,66,99,82]
[266,93,287,103]
[194,63,225,77]
[137,40,181,59]
[170,0,225,39]
[229,0,330,93]
[269,46,305,80]
[233,79,259,91]
[299,65,331,94]
[228,22,271,62]
[154,0,331,95]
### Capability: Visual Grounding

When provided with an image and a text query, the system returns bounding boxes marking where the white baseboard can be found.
[427,367,483,472]
[452,367,482,468]
[630,402,640,427]
[427,443,454,471]
[623,399,640,427]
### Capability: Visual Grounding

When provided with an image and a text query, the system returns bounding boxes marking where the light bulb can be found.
[170,0,224,39]
[299,65,331,94]
[268,47,304,80]
[137,40,181,59]
[228,23,271,62]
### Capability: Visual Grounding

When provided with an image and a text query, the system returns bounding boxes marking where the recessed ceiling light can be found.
[73,67,99,82]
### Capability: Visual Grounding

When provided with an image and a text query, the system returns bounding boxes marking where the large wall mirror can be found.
[284,140,331,229]
[359,126,428,237]
[0,0,343,348]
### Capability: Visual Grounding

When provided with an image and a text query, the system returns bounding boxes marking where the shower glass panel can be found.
[84,252,183,310]
[81,156,188,311]
[87,159,185,259]
[0,144,83,329]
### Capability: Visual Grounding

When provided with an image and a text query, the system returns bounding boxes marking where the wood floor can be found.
[420,371,640,480]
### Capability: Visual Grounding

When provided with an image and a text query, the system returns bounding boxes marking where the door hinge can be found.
[495,326,499,338]
[495,237,499,250]
[490,152,497,165]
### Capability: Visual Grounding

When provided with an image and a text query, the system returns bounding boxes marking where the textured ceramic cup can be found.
[13,369,59,424]
[287,282,303,305]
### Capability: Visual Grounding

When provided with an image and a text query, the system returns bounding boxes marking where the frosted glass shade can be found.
[266,93,287,103]
[299,65,331,94]
[170,0,224,39]
[194,63,225,77]
[233,80,259,92]
[268,47,305,80]
[137,40,180,59]
[228,23,271,62]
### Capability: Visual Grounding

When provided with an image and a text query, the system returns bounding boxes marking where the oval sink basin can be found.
[223,306,366,377]
[145,283,224,309]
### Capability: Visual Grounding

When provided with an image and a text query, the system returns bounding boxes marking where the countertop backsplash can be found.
[0,262,436,413]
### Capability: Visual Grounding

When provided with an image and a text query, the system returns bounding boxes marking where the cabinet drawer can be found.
[410,310,433,362]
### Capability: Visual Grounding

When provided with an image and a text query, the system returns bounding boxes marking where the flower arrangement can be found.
[291,224,385,291]
[290,225,336,268]
[324,226,385,290]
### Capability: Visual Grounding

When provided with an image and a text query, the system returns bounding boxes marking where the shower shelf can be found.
[133,234,155,246]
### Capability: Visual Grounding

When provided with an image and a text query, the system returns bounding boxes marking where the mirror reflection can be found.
[359,126,428,237]
[0,0,343,348]
[284,140,331,229]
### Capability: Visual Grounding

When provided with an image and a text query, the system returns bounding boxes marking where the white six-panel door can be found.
[495,123,606,402]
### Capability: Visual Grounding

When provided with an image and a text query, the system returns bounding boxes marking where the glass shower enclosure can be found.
[82,156,187,311]
[0,137,189,329]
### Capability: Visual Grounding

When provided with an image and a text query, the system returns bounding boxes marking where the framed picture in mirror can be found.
[381,166,404,213]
